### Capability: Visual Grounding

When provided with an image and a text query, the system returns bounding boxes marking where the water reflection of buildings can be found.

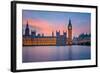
[23,19,72,46]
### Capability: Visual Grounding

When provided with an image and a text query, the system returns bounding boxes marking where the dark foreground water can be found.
[22,45,91,63]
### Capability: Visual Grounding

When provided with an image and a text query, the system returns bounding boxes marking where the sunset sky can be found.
[22,10,91,37]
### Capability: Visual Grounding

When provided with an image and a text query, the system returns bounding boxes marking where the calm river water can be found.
[22,45,90,63]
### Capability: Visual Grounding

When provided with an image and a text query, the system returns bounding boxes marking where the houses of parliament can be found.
[23,19,72,46]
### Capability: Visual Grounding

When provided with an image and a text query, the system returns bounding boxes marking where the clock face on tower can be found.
[68,26,72,30]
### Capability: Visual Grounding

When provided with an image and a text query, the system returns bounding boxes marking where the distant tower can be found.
[68,19,72,45]
[25,21,30,36]
[63,31,67,45]
[52,31,54,37]
[31,30,36,37]
[56,30,60,45]
[63,31,67,38]
[42,33,44,37]
[56,30,60,37]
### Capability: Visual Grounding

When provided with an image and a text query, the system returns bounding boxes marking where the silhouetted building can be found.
[72,37,78,45]
[52,32,54,37]
[56,31,67,46]
[78,33,91,45]
[31,30,36,37]
[68,19,72,45]
[42,33,44,37]
[37,34,41,37]
[72,33,91,45]
[25,21,30,36]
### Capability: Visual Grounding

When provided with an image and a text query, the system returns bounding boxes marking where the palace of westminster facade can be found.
[23,19,72,46]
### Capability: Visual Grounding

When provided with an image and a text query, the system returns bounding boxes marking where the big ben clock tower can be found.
[68,19,72,45]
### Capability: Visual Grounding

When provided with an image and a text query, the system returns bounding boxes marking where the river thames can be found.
[22,45,91,63]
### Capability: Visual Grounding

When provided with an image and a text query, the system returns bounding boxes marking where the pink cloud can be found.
[23,18,90,38]
[73,26,90,37]
[23,18,54,36]
[23,18,67,36]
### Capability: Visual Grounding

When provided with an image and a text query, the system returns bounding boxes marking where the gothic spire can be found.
[68,18,72,26]
[26,21,29,28]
